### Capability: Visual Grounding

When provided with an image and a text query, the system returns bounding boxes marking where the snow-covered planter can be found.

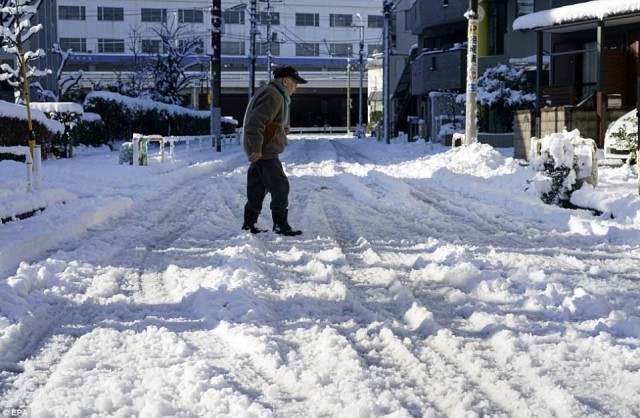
[529,129,598,206]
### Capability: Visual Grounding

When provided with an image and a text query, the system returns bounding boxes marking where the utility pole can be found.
[249,0,257,99]
[347,57,351,135]
[464,0,479,146]
[211,0,222,152]
[353,14,365,137]
[259,0,281,79]
[382,0,392,144]
[266,0,273,80]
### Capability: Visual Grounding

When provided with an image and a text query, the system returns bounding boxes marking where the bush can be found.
[0,115,60,158]
[69,117,110,149]
[83,91,236,142]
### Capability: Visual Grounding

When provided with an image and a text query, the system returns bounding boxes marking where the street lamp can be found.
[352,14,365,138]
[347,57,352,135]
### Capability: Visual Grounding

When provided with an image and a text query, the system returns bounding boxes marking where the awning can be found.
[513,0,640,33]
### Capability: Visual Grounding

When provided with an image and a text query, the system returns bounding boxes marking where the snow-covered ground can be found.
[1,135,640,417]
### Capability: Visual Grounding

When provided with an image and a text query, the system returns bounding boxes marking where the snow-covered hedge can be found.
[84,91,237,142]
[0,100,65,158]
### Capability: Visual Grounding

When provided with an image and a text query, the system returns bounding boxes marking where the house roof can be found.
[513,0,640,33]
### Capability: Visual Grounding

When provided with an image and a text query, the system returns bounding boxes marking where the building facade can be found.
[3,0,385,128]
[407,0,552,140]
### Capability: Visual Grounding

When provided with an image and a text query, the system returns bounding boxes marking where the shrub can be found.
[83,91,237,142]
[0,115,61,158]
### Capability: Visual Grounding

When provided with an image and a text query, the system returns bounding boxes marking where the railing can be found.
[0,146,42,192]
[126,133,241,166]
[289,126,350,135]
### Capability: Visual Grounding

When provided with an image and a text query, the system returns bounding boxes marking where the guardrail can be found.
[289,126,350,135]
[0,146,42,192]
[125,133,241,165]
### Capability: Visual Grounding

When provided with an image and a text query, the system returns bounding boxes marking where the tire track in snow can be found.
[288,141,601,416]
[1,154,253,410]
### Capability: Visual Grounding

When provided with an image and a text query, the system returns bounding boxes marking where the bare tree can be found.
[148,19,205,105]
[36,42,83,101]
[0,0,50,103]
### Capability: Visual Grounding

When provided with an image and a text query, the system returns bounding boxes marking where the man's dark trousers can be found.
[244,158,290,226]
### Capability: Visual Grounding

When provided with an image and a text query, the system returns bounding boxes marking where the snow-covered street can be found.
[1,136,640,417]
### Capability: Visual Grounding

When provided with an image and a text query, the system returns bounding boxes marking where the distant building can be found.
[3,0,384,129]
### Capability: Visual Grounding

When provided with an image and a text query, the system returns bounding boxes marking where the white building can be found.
[48,0,384,128]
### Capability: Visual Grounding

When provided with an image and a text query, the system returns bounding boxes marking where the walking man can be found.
[241,66,307,236]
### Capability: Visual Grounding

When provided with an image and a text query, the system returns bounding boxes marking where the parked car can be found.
[604,109,638,161]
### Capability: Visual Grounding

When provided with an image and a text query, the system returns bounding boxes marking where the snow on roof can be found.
[0,100,65,133]
[513,0,640,31]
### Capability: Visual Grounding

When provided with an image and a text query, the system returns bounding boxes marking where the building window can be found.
[517,0,534,16]
[329,43,352,57]
[98,39,125,53]
[59,38,87,52]
[330,14,352,27]
[59,6,85,20]
[430,57,437,71]
[296,13,319,27]
[222,41,245,55]
[141,40,162,54]
[582,41,598,100]
[258,12,279,25]
[179,39,204,54]
[97,7,124,21]
[368,15,383,28]
[257,42,280,56]
[179,9,204,23]
[488,1,506,55]
[223,10,245,24]
[404,10,412,32]
[368,44,382,56]
[141,8,167,23]
[296,43,320,57]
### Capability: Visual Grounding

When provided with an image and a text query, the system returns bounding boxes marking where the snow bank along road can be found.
[1,138,639,417]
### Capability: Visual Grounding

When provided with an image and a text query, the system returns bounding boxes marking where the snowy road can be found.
[1,137,639,417]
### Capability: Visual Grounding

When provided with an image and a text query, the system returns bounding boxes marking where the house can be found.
[513,0,640,149]
[407,0,553,142]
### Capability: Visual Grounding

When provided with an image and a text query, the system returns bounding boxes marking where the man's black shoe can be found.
[273,224,302,236]
[242,224,267,234]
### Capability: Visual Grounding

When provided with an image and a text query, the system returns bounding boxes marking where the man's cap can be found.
[273,66,308,84]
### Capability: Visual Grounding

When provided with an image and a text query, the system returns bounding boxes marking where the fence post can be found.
[132,135,140,166]
[33,145,42,189]
[24,150,33,193]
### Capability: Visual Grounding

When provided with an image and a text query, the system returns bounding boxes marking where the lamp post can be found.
[353,14,365,137]
[347,57,352,135]
[211,0,222,152]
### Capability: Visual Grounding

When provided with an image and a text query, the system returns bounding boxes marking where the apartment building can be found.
[406,0,553,139]
[4,0,385,128]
